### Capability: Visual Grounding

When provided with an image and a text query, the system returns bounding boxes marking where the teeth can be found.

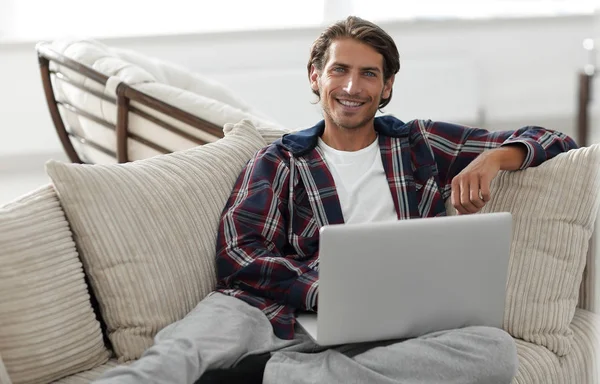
[338,99,362,107]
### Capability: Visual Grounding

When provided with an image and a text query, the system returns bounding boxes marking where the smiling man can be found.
[95,16,577,384]
[311,38,394,151]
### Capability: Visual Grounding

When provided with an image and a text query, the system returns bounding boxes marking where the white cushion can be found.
[111,47,271,118]
[48,39,285,163]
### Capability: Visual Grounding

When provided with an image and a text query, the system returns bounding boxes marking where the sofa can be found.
[0,40,599,384]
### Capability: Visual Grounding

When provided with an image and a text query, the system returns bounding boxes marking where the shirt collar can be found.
[278,115,409,156]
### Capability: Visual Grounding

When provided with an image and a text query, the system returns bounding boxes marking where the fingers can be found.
[479,178,492,205]
[451,177,461,214]
[480,176,492,202]
[468,176,486,210]
[460,176,481,213]
[451,175,489,215]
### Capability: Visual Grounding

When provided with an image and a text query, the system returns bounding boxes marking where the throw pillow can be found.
[446,144,600,356]
[0,185,110,383]
[46,119,267,361]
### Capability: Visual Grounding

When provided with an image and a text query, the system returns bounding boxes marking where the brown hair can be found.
[307,16,400,109]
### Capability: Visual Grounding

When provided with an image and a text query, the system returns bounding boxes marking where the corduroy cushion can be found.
[0,185,110,384]
[447,144,600,356]
[46,120,267,361]
[512,308,600,383]
[51,360,122,384]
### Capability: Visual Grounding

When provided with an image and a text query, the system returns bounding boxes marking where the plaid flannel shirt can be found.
[215,116,577,340]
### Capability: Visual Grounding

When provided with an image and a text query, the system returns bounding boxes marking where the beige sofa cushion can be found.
[512,308,600,383]
[0,185,110,384]
[46,120,267,361]
[447,144,600,356]
[51,360,121,384]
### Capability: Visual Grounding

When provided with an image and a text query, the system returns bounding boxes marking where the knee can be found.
[473,327,519,383]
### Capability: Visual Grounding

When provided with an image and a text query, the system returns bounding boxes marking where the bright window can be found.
[1,0,596,43]
[0,0,326,42]
[346,0,597,22]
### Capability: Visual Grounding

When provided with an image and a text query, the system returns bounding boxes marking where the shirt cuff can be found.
[500,140,540,170]
[287,270,319,310]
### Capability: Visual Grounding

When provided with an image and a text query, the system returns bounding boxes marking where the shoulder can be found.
[247,141,292,171]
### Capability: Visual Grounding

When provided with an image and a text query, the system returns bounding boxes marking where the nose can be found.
[342,72,361,95]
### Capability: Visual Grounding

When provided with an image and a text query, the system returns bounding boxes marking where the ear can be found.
[309,64,320,92]
[382,74,395,100]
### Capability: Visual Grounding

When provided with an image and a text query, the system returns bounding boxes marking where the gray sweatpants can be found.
[94,293,518,384]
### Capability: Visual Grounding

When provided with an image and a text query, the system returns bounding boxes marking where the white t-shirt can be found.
[317,137,397,224]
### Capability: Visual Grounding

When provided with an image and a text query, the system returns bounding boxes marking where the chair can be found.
[36,40,283,164]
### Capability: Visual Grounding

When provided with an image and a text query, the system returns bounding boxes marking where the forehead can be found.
[325,38,384,70]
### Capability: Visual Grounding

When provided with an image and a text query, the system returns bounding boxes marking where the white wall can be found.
[0,14,594,159]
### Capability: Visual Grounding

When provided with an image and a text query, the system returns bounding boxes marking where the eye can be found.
[332,67,345,73]
[364,71,376,77]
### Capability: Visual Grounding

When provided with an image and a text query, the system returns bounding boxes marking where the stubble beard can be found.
[321,92,382,131]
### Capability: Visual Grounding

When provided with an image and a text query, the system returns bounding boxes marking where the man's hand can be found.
[451,145,527,215]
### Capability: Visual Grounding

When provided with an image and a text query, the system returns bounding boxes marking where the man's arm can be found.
[449,144,527,214]
[422,121,578,214]
[215,147,318,311]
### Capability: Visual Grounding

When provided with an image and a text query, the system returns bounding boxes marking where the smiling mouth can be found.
[336,99,365,108]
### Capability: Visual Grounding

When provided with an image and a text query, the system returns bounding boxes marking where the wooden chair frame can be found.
[577,71,593,148]
[36,42,224,164]
[576,70,596,311]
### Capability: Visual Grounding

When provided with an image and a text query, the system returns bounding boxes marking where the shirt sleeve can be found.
[421,120,578,196]
[215,147,318,311]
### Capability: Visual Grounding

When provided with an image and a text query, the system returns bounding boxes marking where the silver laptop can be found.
[296,212,512,346]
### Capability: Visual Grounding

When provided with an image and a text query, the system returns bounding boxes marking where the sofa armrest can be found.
[0,354,12,384]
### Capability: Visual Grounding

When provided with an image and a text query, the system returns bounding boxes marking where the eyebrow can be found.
[330,62,382,73]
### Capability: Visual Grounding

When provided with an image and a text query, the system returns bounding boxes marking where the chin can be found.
[337,114,375,129]
[336,120,368,130]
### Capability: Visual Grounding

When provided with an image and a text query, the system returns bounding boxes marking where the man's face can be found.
[310,38,394,131]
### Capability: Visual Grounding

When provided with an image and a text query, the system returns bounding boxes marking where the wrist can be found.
[490,145,528,171]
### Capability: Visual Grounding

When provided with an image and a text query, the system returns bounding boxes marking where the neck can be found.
[321,120,377,151]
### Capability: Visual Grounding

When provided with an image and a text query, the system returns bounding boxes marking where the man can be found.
[96,16,577,384]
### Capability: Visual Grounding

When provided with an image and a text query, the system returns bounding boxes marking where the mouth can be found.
[336,98,365,110]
